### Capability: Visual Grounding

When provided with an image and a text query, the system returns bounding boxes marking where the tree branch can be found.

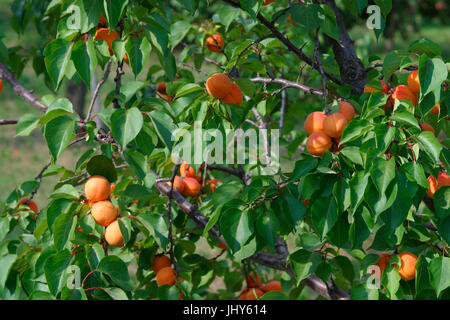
[86,60,112,121]
[0,118,18,125]
[250,76,325,97]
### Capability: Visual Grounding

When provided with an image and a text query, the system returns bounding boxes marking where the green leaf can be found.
[110,107,143,148]
[71,39,97,86]
[382,50,409,80]
[428,256,450,297]
[104,287,129,300]
[285,195,306,229]
[44,38,73,89]
[149,110,177,151]
[370,158,395,195]
[382,266,402,299]
[136,213,169,249]
[259,291,288,300]
[50,184,80,200]
[434,187,450,220]
[175,83,202,99]
[123,149,147,180]
[86,155,117,182]
[311,196,338,239]
[340,147,363,166]
[408,38,441,57]
[418,57,448,99]
[240,0,260,19]
[43,116,76,162]
[44,250,72,296]
[289,249,321,285]
[15,113,39,136]
[349,172,369,214]
[103,0,128,29]
[98,256,132,291]
[416,131,442,164]
[290,4,325,33]
[340,119,372,145]
[391,109,420,129]
[290,158,318,181]
[219,206,253,253]
[125,36,151,77]
[40,98,75,125]
[0,255,17,289]
[255,209,279,248]
[53,213,77,251]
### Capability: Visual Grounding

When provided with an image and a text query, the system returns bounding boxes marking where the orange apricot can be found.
[167,176,185,193]
[408,70,420,94]
[430,103,440,115]
[94,28,119,56]
[247,272,262,288]
[375,253,391,276]
[239,288,249,300]
[84,176,111,202]
[427,175,438,198]
[323,113,348,138]
[180,161,196,178]
[105,220,124,247]
[218,242,228,249]
[260,280,282,292]
[90,200,118,227]
[181,177,201,197]
[304,111,326,134]
[437,172,450,188]
[152,254,172,273]
[421,123,435,135]
[18,198,38,215]
[391,85,418,106]
[206,179,220,192]
[157,81,167,95]
[339,101,356,122]
[220,83,243,106]
[206,34,224,53]
[262,0,275,5]
[98,13,107,25]
[156,266,176,286]
[0,79,3,94]
[306,131,332,156]
[206,73,232,99]
[395,252,417,281]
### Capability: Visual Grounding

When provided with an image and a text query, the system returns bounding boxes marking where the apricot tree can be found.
[0,0,449,300]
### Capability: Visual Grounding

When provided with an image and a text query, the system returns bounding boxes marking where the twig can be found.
[175,57,209,76]
[0,64,48,111]
[250,77,325,97]
[313,28,329,112]
[0,118,18,125]
[113,61,124,109]
[86,60,112,121]
[166,163,181,275]
[279,89,287,133]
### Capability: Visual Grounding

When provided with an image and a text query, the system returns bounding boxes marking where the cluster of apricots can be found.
[206,73,243,106]
[152,254,177,286]
[94,13,128,62]
[373,252,418,281]
[205,34,224,53]
[84,175,124,247]
[167,162,220,197]
[365,70,442,118]
[239,272,282,300]
[427,172,450,198]
[305,101,355,156]
[17,198,39,218]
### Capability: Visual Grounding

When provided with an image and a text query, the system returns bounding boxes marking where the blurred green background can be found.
[0,0,449,209]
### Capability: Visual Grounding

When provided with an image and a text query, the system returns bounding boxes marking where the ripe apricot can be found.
[247,272,262,288]
[206,73,232,99]
[427,175,438,198]
[206,179,220,192]
[262,0,275,5]
[246,288,264,300]
[180,161,196,178]
[95,28,118,55]
[375,253,391,276]
[323,113,348,138]
[437,172,450,188]
[156,266,176,286]
[304,111,326,134]
[221,83,243,106]
[98,13,107,25]
[105,220,124,247]
[152,254,171,273]
[239,288,249,300]
[206,34,224,52]
[430,103,440,115]
[364,80,390,94]
[18,198,38,215]
[260,281,282,292]
[421,123,435,135]
[408,70,420,94]
[391,85,418,106]
[218,242,228,249]
[157,81,167,94]
[339,101,355,122]
[306,131,332,156]
[91,200,118,226]
[0,79,3,94]
[182,177,201,197]
[395,252,417,281]
[84,175,111,202]
[167,176,185,193]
